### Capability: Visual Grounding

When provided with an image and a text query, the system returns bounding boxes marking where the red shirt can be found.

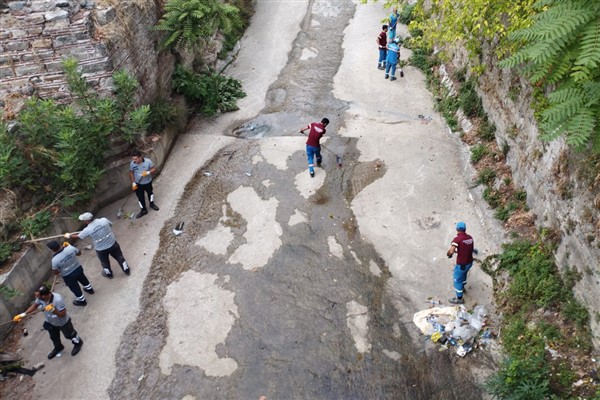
[378,31,387,48]
[452,232,474,265]
[306,123,326,147]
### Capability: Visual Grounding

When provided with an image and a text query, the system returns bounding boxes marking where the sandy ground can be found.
[2,1,505,399]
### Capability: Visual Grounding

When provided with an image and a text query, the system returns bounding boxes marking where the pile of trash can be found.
[413,304,493,357]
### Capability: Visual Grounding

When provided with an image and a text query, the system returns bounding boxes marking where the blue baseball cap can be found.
[456,221,466,231]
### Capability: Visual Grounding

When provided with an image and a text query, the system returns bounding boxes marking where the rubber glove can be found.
[141,171,150,177]
[132,182,138,191]
[63,242,70,248]
[44,304,55,312]
[13,313,26,323]
[64,233,71,239]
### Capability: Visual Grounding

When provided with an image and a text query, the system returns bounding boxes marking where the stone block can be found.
[23,14,46,25]
[5,41,29,51]
[15,64,43,77]
[45,9,69,22]
[8,29,27,38]
[0,67,14,79]
[32,1,55,12]
[80,59,110,74]
[26,26,44,35]
[8,1,27,11]
[53,34,77,47]
[56,0,70,7]
[46,60,65,72]
[75,30,90,40]
[43,19,69,33]
[81,0,95,9]
[95,6,116,25]
[32,38,53,49]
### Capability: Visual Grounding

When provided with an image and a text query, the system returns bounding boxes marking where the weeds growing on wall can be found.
[0,59,150,264]
[154,0,242,50]
[172,65,246,117]
[482,240,593,398]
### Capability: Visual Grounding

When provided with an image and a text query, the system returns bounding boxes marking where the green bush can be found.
[20,210,52,240]
[172,65,246,116]
[476,167,496,185]
[495,201,519,222]
[485,355,550,400]
[148,98,182,134]
[470,144,488,163]
[479,115,497,141]
[0,242,12,265]
[398,3,416,24]
[483,187,502,209]
[154,0,241,50]
[498,242,566,309]
[459,78,484,118]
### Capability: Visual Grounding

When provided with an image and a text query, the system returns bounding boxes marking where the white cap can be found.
[78,212,93,221]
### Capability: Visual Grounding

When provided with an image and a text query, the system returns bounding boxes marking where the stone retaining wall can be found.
[451,48,600,345]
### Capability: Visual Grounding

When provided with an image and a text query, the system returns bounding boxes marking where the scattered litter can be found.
[203,172,213,177]
[413,304,491,357]
[138,374,145,382]
[173,222,184,236]
[84,245,92,250]
[245,171,252,177]
[417,114,433,124]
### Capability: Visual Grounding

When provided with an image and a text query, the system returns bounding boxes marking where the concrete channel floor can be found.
[7,1,505,399]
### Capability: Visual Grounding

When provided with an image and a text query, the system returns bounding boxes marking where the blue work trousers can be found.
[306,145,322,173]
[453,263,472,298]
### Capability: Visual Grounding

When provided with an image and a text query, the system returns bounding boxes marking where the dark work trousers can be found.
[43,318,80,350]
[135,181,155,211]
[96,242,128,273]
[62,266,90,298]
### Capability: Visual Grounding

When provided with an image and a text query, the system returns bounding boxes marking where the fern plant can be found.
[154,0,241,50]
[500,0,600,151]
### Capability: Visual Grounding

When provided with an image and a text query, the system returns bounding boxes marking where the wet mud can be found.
[109,1,486,399]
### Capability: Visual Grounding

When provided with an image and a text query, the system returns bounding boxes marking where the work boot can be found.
[83,287,94,294]
[390,76,397,81]
[136,209,148,219]
[377,64,385,70]
[47,345,64,360]
[385,74,389,79]
[448,297,464,305]
[400,70,404,78]
[310,170,315,178]
[102,268,114,279]
[149,202,159,211]
[71,339,83,356]
[317,160,322,167]
[72,299,87,307]
[122,266,131,276]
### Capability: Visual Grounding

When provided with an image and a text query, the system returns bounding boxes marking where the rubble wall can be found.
[0,0,173,113]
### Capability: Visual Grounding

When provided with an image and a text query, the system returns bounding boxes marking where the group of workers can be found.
[11,149,160,360]
[376,8,404,81]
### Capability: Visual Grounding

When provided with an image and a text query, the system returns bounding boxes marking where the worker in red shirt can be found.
[446,221,477,304]
[376,24,388,69]
[300,118,329,178]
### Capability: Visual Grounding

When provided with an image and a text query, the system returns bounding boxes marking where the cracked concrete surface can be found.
[6,1,505,399]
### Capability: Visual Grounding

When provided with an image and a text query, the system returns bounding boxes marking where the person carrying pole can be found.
[65,212,131,278]
[13,286,83,359]
[46,240,94,306]
[299,118,329,178]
